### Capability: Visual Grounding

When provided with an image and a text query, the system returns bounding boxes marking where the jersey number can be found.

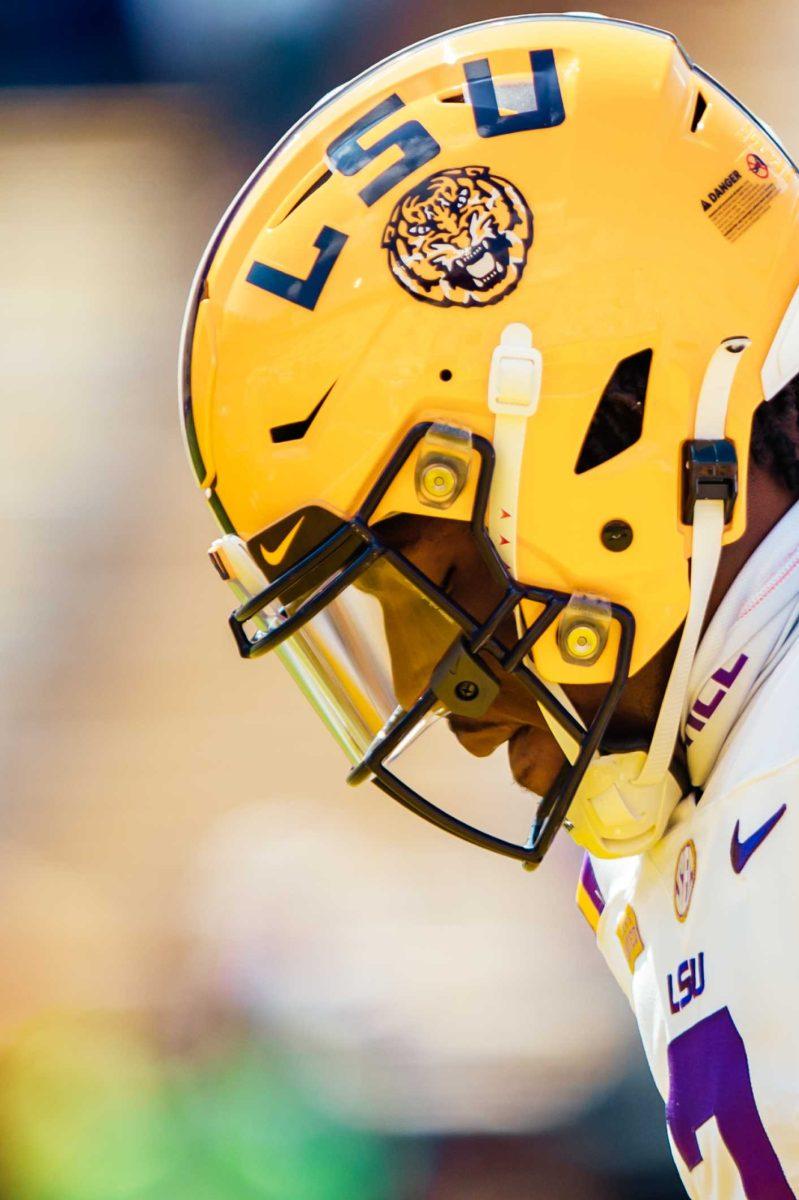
[667,1008,794,1198]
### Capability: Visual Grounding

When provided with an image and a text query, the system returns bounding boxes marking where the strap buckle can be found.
[681,439,738,525]
[488,323,543,417]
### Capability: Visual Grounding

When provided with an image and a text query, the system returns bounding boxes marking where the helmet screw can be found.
[420,460,458,501]
[563,623,601,661]
[455,680,479,702]
[601,519,633,552]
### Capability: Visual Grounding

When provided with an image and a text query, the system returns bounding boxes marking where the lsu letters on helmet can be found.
[180,14,799,866]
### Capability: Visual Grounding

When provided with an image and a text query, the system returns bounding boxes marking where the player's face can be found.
[376,515,675,796]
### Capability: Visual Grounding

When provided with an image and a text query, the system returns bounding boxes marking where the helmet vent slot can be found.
[270,383,335,444]
[272,167,332,227]
[690,91,708,133]
[438,87,466,104]
[575,349,652,474]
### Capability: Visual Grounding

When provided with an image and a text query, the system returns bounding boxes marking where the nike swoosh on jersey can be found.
[730,804,787,875]
[261,517,304,567]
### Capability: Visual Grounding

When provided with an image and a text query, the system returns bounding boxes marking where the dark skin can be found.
[376,456,796,797]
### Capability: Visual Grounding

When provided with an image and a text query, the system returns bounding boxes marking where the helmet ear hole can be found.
[575,349,652,474]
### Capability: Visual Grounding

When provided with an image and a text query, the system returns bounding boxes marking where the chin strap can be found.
[520,337,750,857]
[486,323,542,574]
[635,336,749,786]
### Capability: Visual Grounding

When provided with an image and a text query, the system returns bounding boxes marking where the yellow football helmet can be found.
[180,15,799,865]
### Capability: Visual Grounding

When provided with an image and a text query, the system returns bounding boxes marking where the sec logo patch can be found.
[381,165,533,308]
[674,840,697,923]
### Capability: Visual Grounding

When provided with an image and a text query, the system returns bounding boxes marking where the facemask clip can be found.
[430,639,500,717]
[557,594,611,667]
[415,423,472,509]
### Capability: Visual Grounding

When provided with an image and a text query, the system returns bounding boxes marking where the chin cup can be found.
[564,749,684,859]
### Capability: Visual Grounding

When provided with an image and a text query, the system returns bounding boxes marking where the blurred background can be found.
[1,2,796,1197]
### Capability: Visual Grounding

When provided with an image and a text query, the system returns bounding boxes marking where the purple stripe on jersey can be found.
[667,1007,794,1198]
[579,854,605,916]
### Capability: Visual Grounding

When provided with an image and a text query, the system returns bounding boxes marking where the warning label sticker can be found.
[700,151,785,242]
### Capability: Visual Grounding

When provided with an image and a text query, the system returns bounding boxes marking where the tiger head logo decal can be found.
[382,166,533,308]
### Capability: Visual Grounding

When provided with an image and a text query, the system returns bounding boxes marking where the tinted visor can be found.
[219,423,634,866]
[274,555,462,764]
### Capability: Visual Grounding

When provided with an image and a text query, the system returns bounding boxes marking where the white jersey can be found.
[577,634,799,1200]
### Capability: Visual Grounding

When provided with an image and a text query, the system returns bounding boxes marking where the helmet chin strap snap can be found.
[524,337,750,859]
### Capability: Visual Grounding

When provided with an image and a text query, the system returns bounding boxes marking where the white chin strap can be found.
[487,328,750,859]
[487,323,543,575]
[637,337,750,784]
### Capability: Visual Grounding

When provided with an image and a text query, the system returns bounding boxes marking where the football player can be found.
[180,15,799,1198]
